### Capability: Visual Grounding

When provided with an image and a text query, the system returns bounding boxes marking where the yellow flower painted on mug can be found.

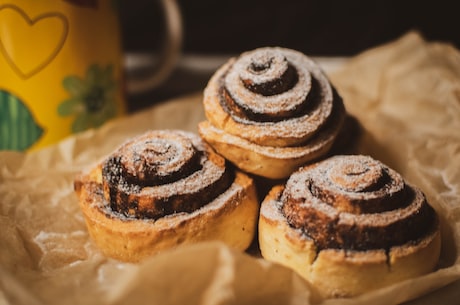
[58,64,117,132]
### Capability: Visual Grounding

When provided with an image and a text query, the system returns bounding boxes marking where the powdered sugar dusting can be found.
[118,131,194,182]
[239,50,288,85]
[101,130,234,219]
[225,48,312,115]
[213,47,338,145]
[225,48,333,136]
[278,155,437,250]
[285,155,406,210]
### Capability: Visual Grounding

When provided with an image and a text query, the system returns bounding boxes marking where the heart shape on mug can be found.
[0,4,69,79]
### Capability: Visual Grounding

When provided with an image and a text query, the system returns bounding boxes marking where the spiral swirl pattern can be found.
[101,130,233,219]
[210,47,345,147]
[280,155,438,251]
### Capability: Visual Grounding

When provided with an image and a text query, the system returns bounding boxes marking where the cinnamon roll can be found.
[75,130,259,262]
[198,47,347,179]
[259,155,441,297]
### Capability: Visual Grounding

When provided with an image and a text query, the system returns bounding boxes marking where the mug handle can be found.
[125,0,182,95]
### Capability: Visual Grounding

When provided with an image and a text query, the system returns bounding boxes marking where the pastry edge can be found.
[198,121,334,179]
[258,185,441,298]
[75,165,259,262]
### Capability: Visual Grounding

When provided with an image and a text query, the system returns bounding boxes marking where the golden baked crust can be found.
[258,155,441,297]
[75,130,259,262]
[199,121,336,179]
[199,47,347,179]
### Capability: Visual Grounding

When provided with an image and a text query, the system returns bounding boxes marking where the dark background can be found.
[120,0,460,110]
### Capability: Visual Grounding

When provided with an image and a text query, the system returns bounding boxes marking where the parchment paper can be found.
[1,31,460,305]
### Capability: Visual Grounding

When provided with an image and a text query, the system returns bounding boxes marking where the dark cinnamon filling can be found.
[308,168,409,214]
[101,131,234,220]
[104,166,234,220]
[219,76,322,123]
[283,189,436,251]
[242,64,298,96]
[281,156,439,251]
[103,148,202,187]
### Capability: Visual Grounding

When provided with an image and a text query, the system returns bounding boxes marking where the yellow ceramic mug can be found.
[0,0,181,151]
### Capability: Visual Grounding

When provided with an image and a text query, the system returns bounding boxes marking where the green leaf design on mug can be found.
[58,64,117,133]
[0,90,44,151]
